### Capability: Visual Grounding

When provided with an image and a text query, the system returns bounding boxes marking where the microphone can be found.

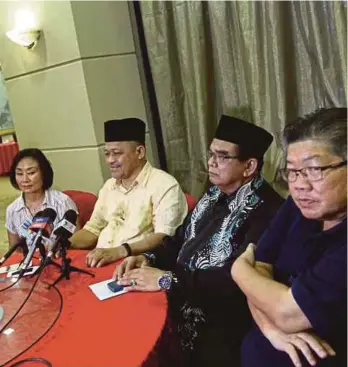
[0,220,35,266]
[46,210,77,259]
[17,219,36,257]
[19,208,57,276]
[29,208,57,237]
[0,238,28,266]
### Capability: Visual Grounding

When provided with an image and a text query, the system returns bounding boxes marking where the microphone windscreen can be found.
[32,210,44,220]
[63,210,77,225]
[29,208,57,237]
[42,208,57,222]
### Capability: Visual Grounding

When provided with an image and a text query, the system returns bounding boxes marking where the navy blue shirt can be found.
[241,196,347,367]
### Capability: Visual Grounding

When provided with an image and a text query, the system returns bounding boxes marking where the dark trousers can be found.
[185,324,242,367]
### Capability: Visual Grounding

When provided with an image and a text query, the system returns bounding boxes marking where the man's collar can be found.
[211,175,264,200]
[114,161,152,191]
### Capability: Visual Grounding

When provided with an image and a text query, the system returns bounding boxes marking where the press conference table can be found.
[0,250,168,367]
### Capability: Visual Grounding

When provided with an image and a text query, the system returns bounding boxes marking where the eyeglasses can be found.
[280,160,347,182]
[207,149,239,164]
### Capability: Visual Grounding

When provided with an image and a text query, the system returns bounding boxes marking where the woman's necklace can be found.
[25,194,45,217]
[27,205,42,216]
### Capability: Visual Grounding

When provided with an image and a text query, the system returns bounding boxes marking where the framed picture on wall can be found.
[0,66,15,142]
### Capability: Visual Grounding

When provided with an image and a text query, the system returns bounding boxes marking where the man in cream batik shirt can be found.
[70,118,188,267]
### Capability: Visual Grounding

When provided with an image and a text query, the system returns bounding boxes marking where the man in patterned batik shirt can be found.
[115,115,284,366]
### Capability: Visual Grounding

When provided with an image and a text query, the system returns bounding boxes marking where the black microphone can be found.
[29,208,57,237]
[0,238,28,266]
[19,208,57,276]
[0,219,36,266]
[46,210,77,259]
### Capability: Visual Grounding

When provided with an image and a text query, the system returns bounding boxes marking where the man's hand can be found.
[86,247,126,268]
[113,255,148,281]
[264,327,335,367]
[46,241,64,259]
[117,266,165,292]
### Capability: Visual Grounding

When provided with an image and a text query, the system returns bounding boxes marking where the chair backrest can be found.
[184,192,197,212]
[63,190,98,228]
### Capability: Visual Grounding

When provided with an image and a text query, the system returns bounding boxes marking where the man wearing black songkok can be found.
[115,115,284,366]
[70,118,188,267]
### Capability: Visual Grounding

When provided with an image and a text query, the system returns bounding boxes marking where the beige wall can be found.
[0,1,158,194]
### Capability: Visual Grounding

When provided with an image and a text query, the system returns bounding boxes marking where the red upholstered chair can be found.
[63,190,98,228]
[64,190,195,226]
[0,141,19,175]
[184,193,197,212]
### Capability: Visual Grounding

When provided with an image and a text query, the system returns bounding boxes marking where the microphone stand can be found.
[48,240,94,288]
[31,242,60,277]
[37,246,61,271]
[38,242,47,262]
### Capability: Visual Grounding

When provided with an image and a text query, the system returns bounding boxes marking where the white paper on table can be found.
[89,278,128,301]
[0,263,20,275]
[0,261,32,275]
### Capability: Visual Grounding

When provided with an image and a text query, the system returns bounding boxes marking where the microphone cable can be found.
[0,275,23,293]
[1,280,63,367]
[0,255,40,293]
[0,260,46,334]
[8,357,53,367]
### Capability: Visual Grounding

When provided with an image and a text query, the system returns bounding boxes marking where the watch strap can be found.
[121,243,132,257]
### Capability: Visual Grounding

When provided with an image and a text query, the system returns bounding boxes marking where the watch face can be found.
[158,273,172,290]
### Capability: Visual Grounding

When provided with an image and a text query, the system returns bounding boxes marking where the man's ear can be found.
[136,145,146,160]
[243,158,258,178]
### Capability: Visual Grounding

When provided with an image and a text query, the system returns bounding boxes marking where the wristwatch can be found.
[157,271,178,291]
[121,243,132,257]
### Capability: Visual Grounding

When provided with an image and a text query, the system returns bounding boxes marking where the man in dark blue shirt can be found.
[239,197,346,366]
[232,108,347,367]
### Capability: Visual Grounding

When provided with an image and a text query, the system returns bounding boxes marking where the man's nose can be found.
[106,155,116,164]
[292,173,313,191]
[208,155,217,167]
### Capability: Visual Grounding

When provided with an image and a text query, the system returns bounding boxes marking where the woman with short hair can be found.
[232,107,347,367]
[6,148,79,247]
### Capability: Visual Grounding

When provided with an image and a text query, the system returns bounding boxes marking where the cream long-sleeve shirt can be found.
[84,162,188,248]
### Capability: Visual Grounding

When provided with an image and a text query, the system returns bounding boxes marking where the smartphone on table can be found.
[107,281,125,293]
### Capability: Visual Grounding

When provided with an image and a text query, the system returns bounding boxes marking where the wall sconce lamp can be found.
[6,28,41,50]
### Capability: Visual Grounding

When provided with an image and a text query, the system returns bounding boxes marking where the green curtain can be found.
[140,1,347,198]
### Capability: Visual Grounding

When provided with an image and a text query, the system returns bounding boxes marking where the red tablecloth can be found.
[0,251,168,367]
[0,142,19,175]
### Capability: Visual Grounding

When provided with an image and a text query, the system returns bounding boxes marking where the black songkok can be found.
[104,118,146,144]
[215,115,273,158]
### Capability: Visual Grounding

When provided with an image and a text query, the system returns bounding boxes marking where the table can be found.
[0,142,19,175]
[0,250,168,367]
